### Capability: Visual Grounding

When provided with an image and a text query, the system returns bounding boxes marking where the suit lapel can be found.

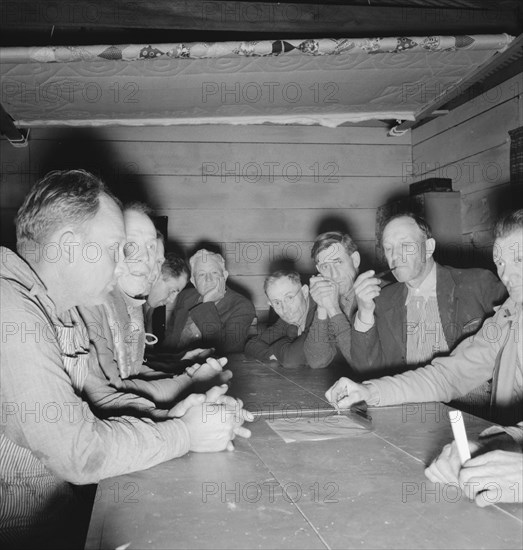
[436,264,458,346]
[382,283,408,356]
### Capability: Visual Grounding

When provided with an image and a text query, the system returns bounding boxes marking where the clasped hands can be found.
[169,360,253,453]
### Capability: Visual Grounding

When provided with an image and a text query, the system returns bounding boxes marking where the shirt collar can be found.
[120,289,146,308]
[405,261,437,304]
[296,294,310,334]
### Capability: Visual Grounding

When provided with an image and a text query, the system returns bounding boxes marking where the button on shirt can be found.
[405,262,449,365]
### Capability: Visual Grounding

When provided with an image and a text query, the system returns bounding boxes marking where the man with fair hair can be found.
[326,209,523,428]
[304,231,361,369]
[163,248,256,354]
[0,171,252,548]
[245,270,316,367]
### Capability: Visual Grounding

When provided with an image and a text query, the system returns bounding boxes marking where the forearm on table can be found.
[121,374,193,407]
[304,317,336,369]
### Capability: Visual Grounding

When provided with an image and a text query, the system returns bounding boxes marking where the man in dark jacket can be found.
[351,213,506,380]
[163,249,256,354]
[245,270,316,367]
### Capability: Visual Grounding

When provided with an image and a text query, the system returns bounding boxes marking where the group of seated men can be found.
[0,169,521,548]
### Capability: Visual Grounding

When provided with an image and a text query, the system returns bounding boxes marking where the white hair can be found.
[189,249,226,274]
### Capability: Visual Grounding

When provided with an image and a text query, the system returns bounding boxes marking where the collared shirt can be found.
[405,262,449,364]
[294,294,310,336]
[104,287,146,379]
[0,247,191,543]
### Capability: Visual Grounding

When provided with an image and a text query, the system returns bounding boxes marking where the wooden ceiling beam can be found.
[389,32,523,135]
[0,1,520,37]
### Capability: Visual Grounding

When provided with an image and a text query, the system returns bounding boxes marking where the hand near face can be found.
[309,275,341,317]
[202,277,226,303]
[175,384,253,453]
[325,377,371,410]
[353,270,382,318]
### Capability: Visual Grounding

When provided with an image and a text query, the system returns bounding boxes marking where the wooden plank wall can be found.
[0,124,410,313]
[408,73,523,267]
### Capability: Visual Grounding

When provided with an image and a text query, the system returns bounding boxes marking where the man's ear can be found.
[302,284,309,297]
[58,229,77,265]
[223,270,229,282]
[351,251,361,270]
[425,238,436,259]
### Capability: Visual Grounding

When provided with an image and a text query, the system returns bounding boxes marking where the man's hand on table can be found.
[171,384,253,453]
[185,356,233,386]
[425,439,523,507]
[325,376,376,409]
[182,348,215,362]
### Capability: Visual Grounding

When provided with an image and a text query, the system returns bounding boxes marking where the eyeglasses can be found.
[269,287,302,310]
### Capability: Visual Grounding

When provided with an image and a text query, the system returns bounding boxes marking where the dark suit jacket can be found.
[351,263,507,376]
[162,286,256,354]
[244,300,317,367]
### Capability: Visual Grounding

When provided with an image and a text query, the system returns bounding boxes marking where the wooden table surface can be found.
[86,356,523,550]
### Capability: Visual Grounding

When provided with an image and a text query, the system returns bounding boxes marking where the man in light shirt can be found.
[326,209,522,427]
[0,171,252,548]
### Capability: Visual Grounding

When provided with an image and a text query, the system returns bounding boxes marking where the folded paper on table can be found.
[267,413,373,443]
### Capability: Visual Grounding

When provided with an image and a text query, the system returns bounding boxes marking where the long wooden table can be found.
[86,357,523,549]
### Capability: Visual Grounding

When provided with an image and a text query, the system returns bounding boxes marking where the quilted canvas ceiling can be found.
[0,33,514,128]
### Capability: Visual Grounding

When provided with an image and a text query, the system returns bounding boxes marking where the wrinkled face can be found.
[494,230,523,304]
[72,195,126,306]
[118,210,158,297]
[382,217,434,285]
[147,273,188,308]
[148,237,165,288]
[191,257,227,296]
[266,277,308,326]
[316,242,360,295]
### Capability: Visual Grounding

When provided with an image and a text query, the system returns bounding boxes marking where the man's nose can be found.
[114,257,127,279]
[324,264,336,278]
[391,246,403,263]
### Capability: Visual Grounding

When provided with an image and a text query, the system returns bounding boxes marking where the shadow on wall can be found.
[34,127,149,203]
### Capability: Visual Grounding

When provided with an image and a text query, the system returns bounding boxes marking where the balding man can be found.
[245,270,316,367]
[351,213,506,381]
